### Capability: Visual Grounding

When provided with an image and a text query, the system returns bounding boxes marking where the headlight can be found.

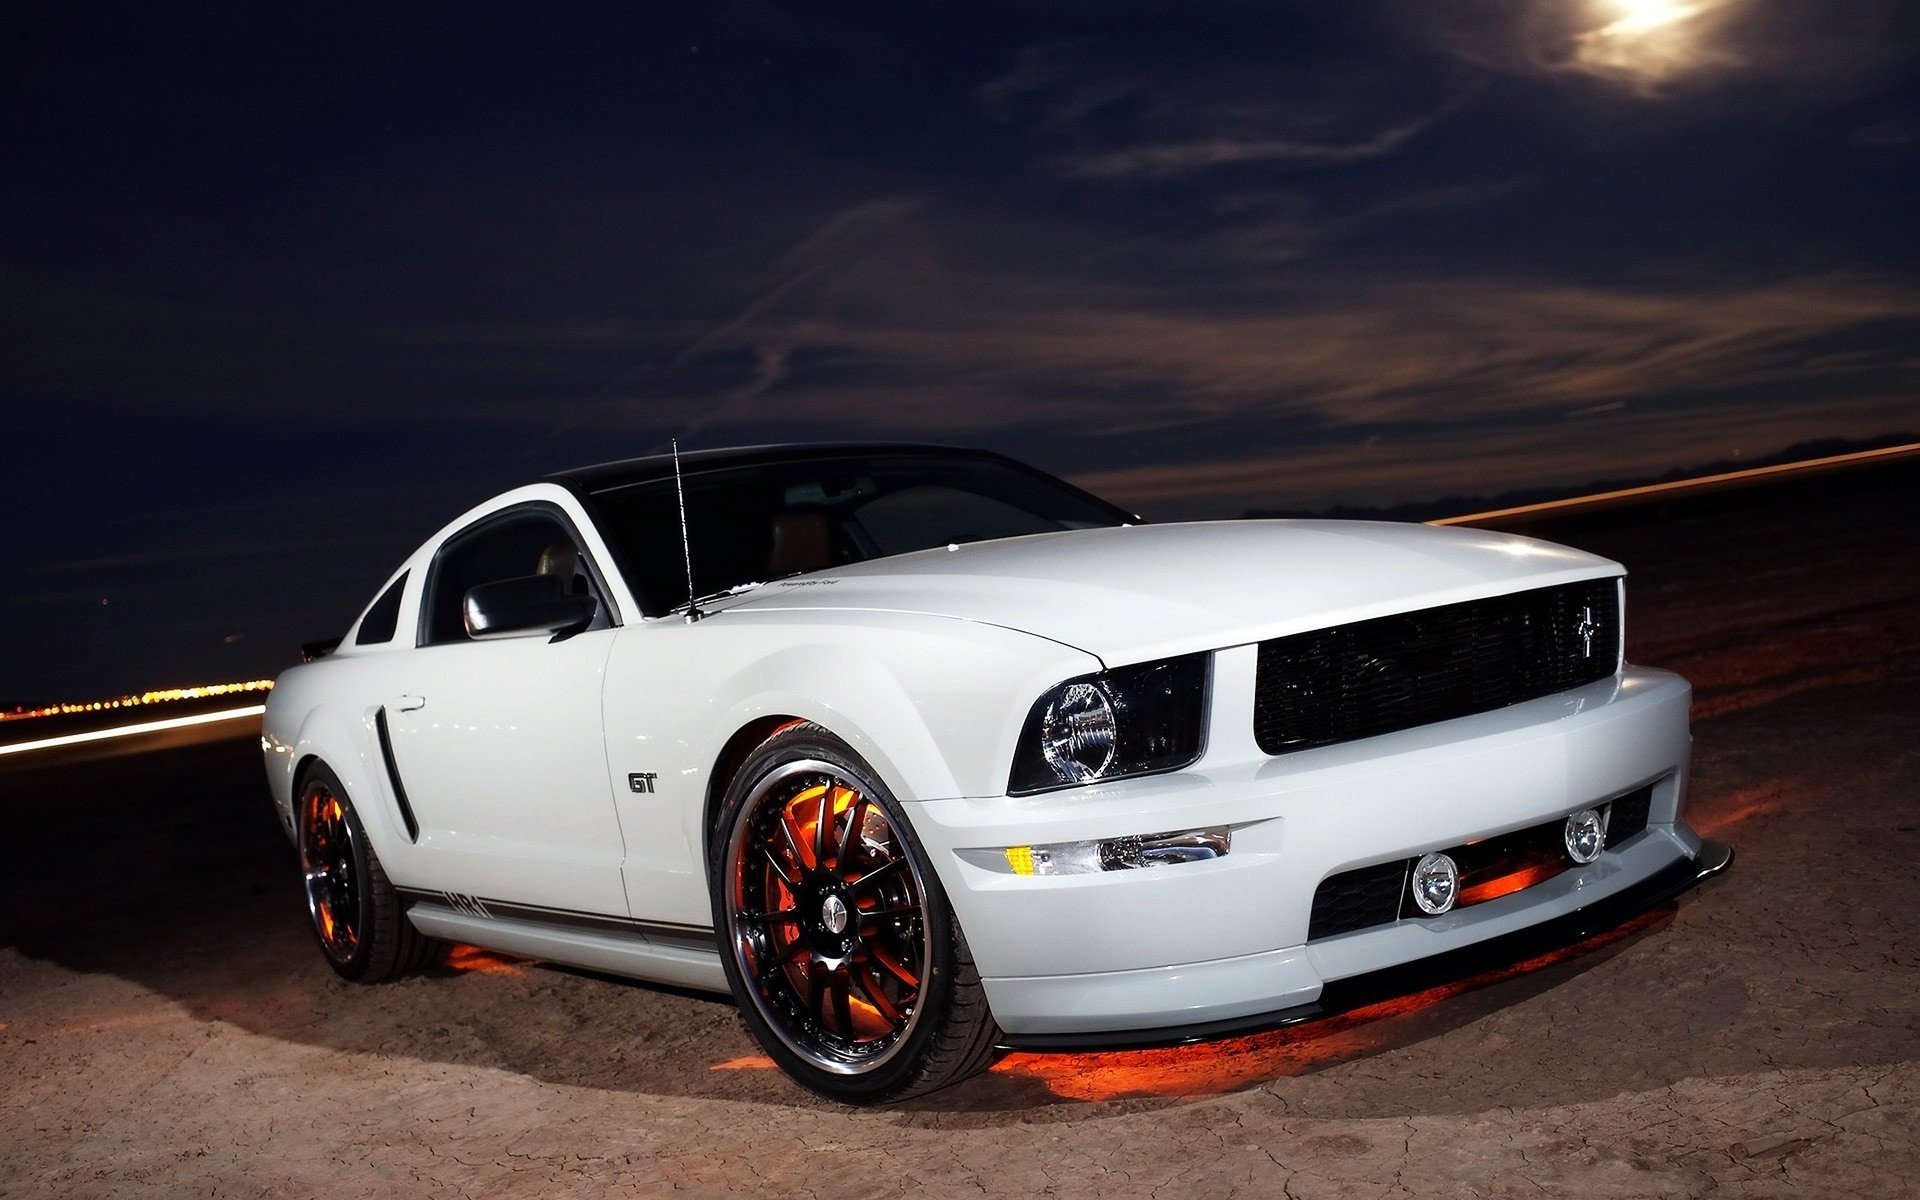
[1038,682,1116,783]
[1008,653,1209,794]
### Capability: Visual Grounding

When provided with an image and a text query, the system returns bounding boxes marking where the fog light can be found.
[1564,808,1606,864]
[1410,851,1459,915]
[1005,826,1230,876]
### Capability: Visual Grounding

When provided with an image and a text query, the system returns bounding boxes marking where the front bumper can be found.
[1000,838,1732,1051]
[909,660,1707,1037]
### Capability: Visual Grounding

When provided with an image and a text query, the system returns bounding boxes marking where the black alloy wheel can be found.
[712,723,1000,1102]
[294,762,438,982]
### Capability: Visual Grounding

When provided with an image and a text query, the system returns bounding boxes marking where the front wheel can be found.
[296,762,439,982]
[710,723,1000,1102]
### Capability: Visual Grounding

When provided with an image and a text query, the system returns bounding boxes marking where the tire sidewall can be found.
[708,725,959,1103]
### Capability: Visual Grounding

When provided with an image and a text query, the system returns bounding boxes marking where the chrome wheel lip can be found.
[724,757,933,1078]
[298,781,362,964]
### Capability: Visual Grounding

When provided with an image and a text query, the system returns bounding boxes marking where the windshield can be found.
[588,452,1132,614]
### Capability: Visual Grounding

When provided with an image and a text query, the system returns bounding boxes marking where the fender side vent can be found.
[374,707,421,842]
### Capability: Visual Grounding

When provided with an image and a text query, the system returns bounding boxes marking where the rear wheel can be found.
[296,762,438,982]
[710,723,1000,1102]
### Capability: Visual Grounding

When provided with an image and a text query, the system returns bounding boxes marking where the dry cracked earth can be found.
[3,466,1917,1198]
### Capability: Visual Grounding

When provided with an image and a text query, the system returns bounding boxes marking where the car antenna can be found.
[673,437,704,623]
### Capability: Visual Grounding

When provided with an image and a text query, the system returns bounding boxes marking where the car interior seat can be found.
[766,514,832,578]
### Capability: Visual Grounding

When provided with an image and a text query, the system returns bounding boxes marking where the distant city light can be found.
[1,679,276,722]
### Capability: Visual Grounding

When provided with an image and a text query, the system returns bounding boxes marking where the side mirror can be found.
[463,574,597,640]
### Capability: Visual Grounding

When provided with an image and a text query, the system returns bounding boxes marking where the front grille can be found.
[1253,579,1620,756]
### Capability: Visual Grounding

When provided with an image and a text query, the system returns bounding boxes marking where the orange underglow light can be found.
[988,911,1668,1102]
[1691,778,1796,837]
[710,1055,778,1071]
[444,944,530,977]
[700,912,1671,1100]
[1457,861,1566,906]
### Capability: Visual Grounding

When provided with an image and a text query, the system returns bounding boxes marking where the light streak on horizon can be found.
[1431,441,1920,527]
[0,705,267,757]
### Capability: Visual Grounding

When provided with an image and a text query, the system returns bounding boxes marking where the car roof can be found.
[548,442,1007,493]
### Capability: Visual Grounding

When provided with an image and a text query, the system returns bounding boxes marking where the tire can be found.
[295,761,440,982]
[709,723,1001,1102]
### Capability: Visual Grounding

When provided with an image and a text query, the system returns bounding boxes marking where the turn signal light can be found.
[1005,826,1230,876]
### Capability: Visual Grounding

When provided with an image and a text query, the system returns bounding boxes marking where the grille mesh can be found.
[1253,579,1620,756]
[1307,860,1406,941]
[1605,784,1654,848]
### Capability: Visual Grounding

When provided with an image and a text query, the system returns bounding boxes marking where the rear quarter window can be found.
[354,572,408,646]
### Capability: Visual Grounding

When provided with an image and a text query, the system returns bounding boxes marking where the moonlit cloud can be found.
[1570,0,1743,91]
[1406,0,1912,98]
[979,41,1465,180]
[1055,112,1448,179]
[631,201,1920,439]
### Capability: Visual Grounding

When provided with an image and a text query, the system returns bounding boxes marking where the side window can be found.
[421,509,601,645]
[354,572,409,646]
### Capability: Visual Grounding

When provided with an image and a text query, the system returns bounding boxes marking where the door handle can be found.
[392,694,427,712]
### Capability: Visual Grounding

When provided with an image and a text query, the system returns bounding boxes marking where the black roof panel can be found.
[549,442,1002,493]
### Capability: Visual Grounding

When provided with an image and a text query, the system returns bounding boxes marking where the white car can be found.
[262,444,1731,1102]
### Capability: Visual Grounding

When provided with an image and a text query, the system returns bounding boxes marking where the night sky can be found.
[5,2,1917,700]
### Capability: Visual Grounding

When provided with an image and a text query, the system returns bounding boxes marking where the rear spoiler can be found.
[301,637,343,663]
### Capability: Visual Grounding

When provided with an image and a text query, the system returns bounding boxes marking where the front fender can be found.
[263,655,410,869]
[287,705,408,849]
[681,610,1100,803]
[698,647,955,805]
[602,610,1100,927]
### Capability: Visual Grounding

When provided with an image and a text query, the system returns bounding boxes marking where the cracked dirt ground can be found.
[4,465,1917,1198]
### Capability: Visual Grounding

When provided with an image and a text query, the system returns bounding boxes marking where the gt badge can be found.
[628,772,659,794]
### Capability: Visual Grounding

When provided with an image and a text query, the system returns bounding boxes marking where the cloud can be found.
[671,198,928,403]
[337,181,1918,496]
[1401,0,1914,99]
[652,224,1920,439]
[1853,113,1920,147]
[979,40,1464,181]
[1055,110,1449,179]
[1067,393,1920,517]
[1568,0,1746,91]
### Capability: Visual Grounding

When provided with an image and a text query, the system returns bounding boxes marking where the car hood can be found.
[715,520,1622,666]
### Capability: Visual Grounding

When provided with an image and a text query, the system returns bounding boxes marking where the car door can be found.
[384,502,629,919]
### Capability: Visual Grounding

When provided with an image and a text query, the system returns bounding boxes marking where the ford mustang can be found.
[261,443,1731,1102]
